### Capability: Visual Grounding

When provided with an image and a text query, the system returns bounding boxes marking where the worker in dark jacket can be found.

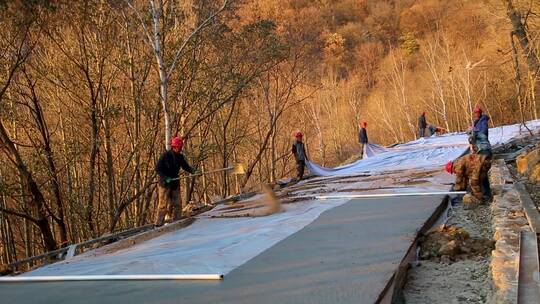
[358,121,368,159]
[291,131,308,180]
[155,136,195,226]
[472,106,490,137]
[418,112,427,138]
[468,129,492,200]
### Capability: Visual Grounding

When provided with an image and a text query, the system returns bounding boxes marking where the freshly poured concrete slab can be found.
[0,195,444,304]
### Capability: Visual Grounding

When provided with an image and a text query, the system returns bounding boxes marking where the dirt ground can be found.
[499,134,540,209]
[402,202,494,304]
[403,134,540,304]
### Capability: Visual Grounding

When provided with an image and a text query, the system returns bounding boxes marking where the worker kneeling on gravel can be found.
[445,133,492,209]
[291,131,308,180]
[155,137,196,226]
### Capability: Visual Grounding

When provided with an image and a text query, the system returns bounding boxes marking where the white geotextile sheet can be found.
[307,120,540,177]
[24,120,540,277]
[26,198,349,276]
[364,143,389,158]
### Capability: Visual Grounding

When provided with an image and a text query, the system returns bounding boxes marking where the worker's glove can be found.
[164,176,173,184]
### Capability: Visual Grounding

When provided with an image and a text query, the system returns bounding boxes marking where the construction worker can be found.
[445,134,492,208]
[472,106,490,137]
[418,112,427,138]
[291,131,308,180]
[358,121,368,159]
[469,127,492,200]
[155,136,195,226]
[427,125,446,136]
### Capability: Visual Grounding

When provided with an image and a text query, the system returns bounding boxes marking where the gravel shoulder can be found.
[402,202,494,304]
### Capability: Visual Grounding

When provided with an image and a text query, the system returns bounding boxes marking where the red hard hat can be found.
[171,136,184,149]
[361,121,367,127]
[444,161,453,174]
[473,106,482,114]
[295,131,303,138]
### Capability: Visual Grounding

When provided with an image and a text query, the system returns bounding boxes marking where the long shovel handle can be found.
[171,166,234,181]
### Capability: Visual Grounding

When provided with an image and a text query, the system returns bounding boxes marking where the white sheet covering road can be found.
[307,120,540,176]
[364,143,389,158]
[26,199,349,276]
[24,120,540,277]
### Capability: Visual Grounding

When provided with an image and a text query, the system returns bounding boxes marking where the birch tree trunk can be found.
[504,0,539,76]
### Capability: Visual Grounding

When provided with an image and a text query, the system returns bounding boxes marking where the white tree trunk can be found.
[150,0,171,150]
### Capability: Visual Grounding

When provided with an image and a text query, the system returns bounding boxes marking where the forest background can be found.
[0,0,538,265]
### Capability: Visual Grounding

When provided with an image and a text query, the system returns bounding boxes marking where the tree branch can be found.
[167,0,230,78]
[0,206,38,224]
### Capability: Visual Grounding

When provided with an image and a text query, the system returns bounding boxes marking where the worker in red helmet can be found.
[155,136,195,226]
[418,112,427,138]
[291,131,308,180]
[445,141,492,209]
[471,105,492,199]
[472,105,490,137]
[358,121,368,159]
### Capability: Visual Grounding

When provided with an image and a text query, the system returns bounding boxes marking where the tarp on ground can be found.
[307,120,540,177]
[363,143,389,158]
[23,120,540,277]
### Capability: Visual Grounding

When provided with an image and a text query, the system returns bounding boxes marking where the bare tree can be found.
[504,0,539,76]
[126,0,231,150]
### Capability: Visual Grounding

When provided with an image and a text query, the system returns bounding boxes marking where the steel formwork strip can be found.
[311,191,466,200]
[517,231,540,304]
[0,274,223,282]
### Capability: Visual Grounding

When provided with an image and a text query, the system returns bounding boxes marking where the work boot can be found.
[463,194,481,210]
[481,194,494,204]
[451,196,463,205]
[155,210,167,227]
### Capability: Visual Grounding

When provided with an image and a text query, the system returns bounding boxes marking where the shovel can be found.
[171,163,246,181]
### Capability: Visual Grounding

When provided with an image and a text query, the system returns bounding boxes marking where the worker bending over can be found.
[427,125,446,136]
[155,137,195,226]
[291,131,308,180]
[446,133,492,208]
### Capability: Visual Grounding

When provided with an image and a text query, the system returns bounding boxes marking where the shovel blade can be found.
[231,163,246,175]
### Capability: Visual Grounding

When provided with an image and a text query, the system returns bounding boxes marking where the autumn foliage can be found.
[0,0,538,266]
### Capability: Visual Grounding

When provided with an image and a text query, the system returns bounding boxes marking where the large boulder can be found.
[529,163,540,183]
[516,146,540,175]
[438,240,459,256]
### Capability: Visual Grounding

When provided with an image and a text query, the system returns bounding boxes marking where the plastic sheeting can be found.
[26,198,351,276]
[363,143,389,158]
[23,120,540,277]
[307,120,540,177]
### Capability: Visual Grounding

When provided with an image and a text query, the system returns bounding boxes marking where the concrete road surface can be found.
[0,196,444,304]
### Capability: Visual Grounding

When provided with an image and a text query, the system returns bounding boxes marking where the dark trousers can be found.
[156,184,181,226]
[478,150,493,200]
[419,128,425,138]
[296,160,305,180]
[359,143,365,159]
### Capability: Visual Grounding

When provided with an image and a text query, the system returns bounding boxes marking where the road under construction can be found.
[1,121,540,304]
